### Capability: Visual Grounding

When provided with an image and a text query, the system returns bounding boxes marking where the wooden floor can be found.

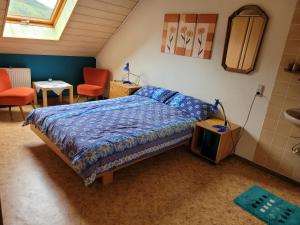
[0,105,299,225]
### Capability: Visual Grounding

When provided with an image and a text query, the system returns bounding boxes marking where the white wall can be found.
[96,0,296,161]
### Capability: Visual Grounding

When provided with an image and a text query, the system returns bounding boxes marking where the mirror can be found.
[222,5,268,74]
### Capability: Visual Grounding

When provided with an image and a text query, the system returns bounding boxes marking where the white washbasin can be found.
[284,108,300,127]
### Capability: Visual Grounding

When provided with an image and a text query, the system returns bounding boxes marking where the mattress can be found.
[24,95,197,185]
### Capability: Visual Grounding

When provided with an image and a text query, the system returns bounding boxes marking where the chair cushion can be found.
[0,87,34,106]
[77,84,104,97]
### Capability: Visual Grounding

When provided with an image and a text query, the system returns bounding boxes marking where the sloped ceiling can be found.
[0,0,139,57]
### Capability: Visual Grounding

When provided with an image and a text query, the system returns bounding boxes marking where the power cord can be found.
[237,94,258,143]
[217,93,258,153]
[217,92,299,155]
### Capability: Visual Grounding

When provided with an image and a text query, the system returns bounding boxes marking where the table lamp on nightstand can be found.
[212,99,228,132]
[122,62,141,85]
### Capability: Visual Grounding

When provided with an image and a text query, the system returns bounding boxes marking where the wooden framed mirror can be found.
[222,5,268,74]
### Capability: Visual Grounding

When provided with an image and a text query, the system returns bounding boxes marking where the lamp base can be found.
[212,125,227,132]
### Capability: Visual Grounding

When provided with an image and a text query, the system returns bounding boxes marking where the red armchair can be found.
[0,69,35,120]
[77,67,109,102]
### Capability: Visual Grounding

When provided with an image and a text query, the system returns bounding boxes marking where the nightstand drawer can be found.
[109,81,141,98]
[110,86,129,98]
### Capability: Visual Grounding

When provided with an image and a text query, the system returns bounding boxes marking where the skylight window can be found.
[3,0,78,40]
[6,0,66,26]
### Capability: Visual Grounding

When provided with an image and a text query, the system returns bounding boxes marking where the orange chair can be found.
[77,67,109,102]
[0,69,35,120]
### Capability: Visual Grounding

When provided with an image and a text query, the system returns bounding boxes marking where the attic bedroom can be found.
[0,0,299,225]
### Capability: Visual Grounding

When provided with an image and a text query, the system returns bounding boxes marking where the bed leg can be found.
[102,172,113,185]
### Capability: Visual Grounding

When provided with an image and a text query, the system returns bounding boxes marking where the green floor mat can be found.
[234,185,300,225]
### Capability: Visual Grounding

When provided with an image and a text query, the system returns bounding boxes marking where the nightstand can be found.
[191,119,241,163]
[109,81,141,98]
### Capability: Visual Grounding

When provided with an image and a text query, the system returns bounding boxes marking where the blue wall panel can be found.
[0,53,96,95]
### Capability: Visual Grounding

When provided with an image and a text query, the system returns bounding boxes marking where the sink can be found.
[284,108,300,127]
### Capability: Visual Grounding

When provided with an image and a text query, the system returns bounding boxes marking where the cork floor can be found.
[0,105,300,225]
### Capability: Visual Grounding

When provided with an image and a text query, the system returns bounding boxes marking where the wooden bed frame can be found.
[30,124,190,186]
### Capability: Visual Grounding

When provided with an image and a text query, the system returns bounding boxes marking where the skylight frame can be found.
[6,0,67,27]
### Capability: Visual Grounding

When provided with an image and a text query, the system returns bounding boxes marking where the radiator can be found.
[4,68,32,88]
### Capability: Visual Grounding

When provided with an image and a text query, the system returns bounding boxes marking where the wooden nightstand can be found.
[191,119,241,163]
[109,81,141,98]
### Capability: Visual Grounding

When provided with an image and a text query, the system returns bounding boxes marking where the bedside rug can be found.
[234,185,300,225]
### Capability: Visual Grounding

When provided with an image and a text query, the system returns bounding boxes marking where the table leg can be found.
[69,86,74,104]
[42,89,48,107]
[34,92,38,105]
[33,83,38,105]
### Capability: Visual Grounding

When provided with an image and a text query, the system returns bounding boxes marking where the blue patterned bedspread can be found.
[24,95,197,185]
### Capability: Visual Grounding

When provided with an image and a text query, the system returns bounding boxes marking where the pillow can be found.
[151,88,177,103]
[134,86,177,103]
[165,93,217,120]
[134,85,158,98]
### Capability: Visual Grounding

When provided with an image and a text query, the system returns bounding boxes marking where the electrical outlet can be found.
[256,84,264,96]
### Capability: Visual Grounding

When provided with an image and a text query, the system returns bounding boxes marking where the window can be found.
[3,0,77,40]
[6,0,66,27]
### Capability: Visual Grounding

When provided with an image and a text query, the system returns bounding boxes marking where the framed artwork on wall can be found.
[175,14,197,57]
[161,13,218,60]
[192,14,218,59]
[161,14,180,54]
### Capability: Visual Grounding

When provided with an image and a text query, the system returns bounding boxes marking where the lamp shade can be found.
[123,62,130,72]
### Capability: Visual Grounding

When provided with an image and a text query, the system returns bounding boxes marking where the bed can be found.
[24,86,216,186]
